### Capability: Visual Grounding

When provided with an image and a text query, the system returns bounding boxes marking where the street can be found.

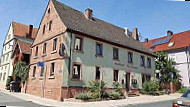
[123,100,172,107]
[0,92,45,107]
[0,91,174,107]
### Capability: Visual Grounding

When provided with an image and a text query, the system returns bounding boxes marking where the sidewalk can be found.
[0,89,182,107]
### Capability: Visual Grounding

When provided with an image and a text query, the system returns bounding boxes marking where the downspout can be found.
[185,46,190,87]
[67,32,73,98]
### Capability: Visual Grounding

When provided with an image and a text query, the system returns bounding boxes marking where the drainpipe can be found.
[185,46,190,87]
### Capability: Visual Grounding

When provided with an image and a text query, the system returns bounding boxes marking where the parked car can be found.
[172,89,190,107]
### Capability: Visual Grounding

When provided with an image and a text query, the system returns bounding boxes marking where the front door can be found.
[126,73,130,92]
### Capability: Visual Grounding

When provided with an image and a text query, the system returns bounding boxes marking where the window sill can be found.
[42,54,47,57]
[51,50,57,54]
[33,56,38,59]
[73,50,84,53]
[31,77,36,80]
[39,77,44,80]
[95,54,103,58]
[48,76,55,79]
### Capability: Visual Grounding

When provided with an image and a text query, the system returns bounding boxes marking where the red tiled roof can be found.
[142,30,190,52]
[17,40,31,54]
[12,21,38,39]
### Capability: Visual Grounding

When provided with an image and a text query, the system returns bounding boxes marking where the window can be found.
[113,48,119,60]
[72,63,81,80]
[128,52,133,63]
[43,25,46,34]
[147,58,151,68]
[96,43,103,56]
[48,8,50,14]
[53,38,57,51]
[142,74,151,84]
[40,66,44,77]
[35,46,38,56]
[140,56,145,66]
[49,20,52,31]
[113,69,119,82]
[8,34,11,40]
[95,67,100,80]
[4,46,6,51]
[3,73,6,81]
[74,37,83,51]
[50,63,55,76]
[6,54,9,61]
[43,43,47,54]
[32,66,36,77]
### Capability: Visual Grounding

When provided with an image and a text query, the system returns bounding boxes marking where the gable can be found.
[32,0,66,47]
[3,23,14,45]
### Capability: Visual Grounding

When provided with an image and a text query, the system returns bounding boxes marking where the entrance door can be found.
[126,73,130,92]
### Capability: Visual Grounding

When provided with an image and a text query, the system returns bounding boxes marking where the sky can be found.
[0,0,190,52]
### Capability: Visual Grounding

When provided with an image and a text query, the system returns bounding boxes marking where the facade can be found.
[142,30,190,87]
[25,0,155,101]
[0,22,37,89]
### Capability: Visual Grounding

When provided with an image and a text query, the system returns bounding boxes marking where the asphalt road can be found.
[123,100,172,107]
[0,91,173,107]
[0,92,45,107]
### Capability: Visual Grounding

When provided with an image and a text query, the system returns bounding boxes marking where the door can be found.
[126,73,130,92]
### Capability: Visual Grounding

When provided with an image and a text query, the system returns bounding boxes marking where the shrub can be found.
[177,87,188,93]
[143,80,159,92]
[108,91,121,100]
[75,93,90,100]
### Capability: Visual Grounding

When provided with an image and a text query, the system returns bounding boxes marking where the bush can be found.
[108,91,121,100]
[75,93,90,100]
[143,80,159,92]
[177,87,188,93]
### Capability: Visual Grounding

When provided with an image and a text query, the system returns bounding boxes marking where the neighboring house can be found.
[142,30,190,87]
[0,22,37,89]
[25,0,155,101]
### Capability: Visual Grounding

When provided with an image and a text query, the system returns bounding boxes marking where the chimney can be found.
[28,25,33,38]
[85,8,93,20]
[132,28,139,41]
[167,30,173,37]
[145,38,149,42]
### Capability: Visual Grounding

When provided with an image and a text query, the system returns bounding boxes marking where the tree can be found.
[155,52,181,84]
[13,61,29,84]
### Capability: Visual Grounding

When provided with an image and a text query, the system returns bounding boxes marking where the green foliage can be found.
[112,82,122,92]
[142,80,159,92]
[177,87,189,93]
[75,93,90,100]
[155,52,181,84]
[13,61,29,83]
[108,91,122,100]
[6,76,13,87]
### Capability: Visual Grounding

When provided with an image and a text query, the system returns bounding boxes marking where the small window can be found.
[43,25,46,34]
[43,43,47,54]
[35,46,38,56]
[113,69,119,82]
[6,54,9,61]
[50,63,55,76]
[53,38,57,51]
[40,66,44,77]
[49,20,52,31]
[142,74,151,84]
[128,52,133,63]
[48,8,50,14]
[74,37,83,51]
[140,56,145,66]
[72,63,81,80]
[96,43,103,56]
[113,48,119,60]
[95,67,100,80]
[32,66,36,77]
[147,58,151,68]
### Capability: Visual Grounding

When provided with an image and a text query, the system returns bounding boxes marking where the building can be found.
[0,22,37,89]
[142,30,190,87]
[25,0,155,100]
